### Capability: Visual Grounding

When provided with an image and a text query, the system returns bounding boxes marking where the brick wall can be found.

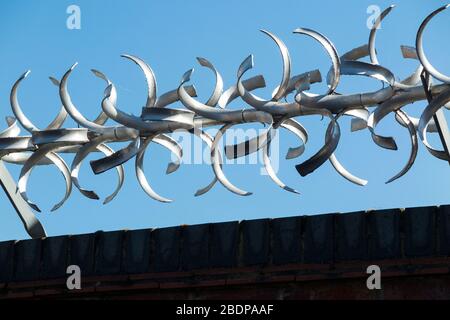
[1,204,450,299]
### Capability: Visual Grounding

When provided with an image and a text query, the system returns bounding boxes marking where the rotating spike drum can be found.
[1,5,450,239]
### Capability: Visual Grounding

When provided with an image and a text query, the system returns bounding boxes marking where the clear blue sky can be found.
[0,0,449,241]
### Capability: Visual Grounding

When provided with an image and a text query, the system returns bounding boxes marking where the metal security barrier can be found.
[1,5,450,238]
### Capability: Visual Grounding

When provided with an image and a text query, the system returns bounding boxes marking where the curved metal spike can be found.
[10,71,38,133]
[325,41,396,90]
[211,124,252,196]
[196,57,224,107]
[259,29,291,100]
[293,28,341,94]
[121,54,157,108]
[339,60,395,86]
[90,69,114,125]
[329,153,368,186]
[99,143,125,204]
[368,5,395,65]
[328,110,368,186]
[59,63,109,132]
[296,109,340,176]
[71,136,124,203]
[135,137,173,203]
[418,88,450,161]
[368,5,430,90]
[45,76,68,130]
[153,134,183,175]
[367,103,398,150]
[280,118,308,160]
[45,107,68,131]
[416,5,450,84]
[194,178,217,197]
[385,109,418,183]
[18,144,72,212]
[263,128,300,194]
[191,128,219,197]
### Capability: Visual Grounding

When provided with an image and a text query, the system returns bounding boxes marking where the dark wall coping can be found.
[1,204,449,284]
